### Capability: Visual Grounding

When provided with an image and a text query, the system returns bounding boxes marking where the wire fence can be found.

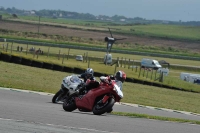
[0,42,187,83]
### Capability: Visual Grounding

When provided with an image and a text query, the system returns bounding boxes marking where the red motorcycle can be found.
[62,78,123,115]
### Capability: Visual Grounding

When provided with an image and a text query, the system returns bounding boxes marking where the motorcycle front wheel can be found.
[63,97,77,112]
[93,97,115,115]
[52,90,63,103]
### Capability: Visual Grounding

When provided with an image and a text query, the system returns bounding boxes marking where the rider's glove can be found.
[100,76,110,84]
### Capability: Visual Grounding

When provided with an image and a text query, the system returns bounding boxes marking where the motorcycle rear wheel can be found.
[93,97,115,115]
[52,90,63,103]
[63,97,77,112]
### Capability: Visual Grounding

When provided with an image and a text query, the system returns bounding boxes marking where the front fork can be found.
[59,88,69,101]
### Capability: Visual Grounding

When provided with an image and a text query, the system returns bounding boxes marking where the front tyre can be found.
[52,90,63,103]
[93,98,115,115]
[63,97,77,112]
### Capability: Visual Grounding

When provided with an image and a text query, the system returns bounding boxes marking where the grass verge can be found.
[112,112,200,125]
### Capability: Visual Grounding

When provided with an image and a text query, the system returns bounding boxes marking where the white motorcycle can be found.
[52,75,84,103]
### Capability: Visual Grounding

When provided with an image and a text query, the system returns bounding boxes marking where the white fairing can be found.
[114,83,123,98]
[62,75,82,91]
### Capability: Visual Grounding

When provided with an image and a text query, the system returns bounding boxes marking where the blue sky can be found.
[1,0,200,21]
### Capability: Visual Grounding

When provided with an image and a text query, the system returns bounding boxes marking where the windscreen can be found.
[70,75,81,83]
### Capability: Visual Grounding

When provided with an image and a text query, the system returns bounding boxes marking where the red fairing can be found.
[75,81,119,111]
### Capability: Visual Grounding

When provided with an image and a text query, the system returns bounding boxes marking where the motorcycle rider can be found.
[78,68,99,93]
[100,70,126,113]
[79,68,95,82]
[100,70,126,91]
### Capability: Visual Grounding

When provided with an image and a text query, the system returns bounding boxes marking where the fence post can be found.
[146,69,149,78]
[2,44,4,50]
[88,57,90,68]
[6,43,8,52]
[151,69,153,80]
[36,52,39,59]
[128,59,130,69]
[124,58,126,68]
[143,68,145,77]
[117,57,119,67]
[62,53,65,64]
[11,42,13,53]
[83,53,85,62]
[154,70,158,81]
[86,52,88,63]
[58,50,61,60]
[138,67,142,78]
[47,47,50,57]
[121,57,123,67]
[26,44,28,55]
[114,57,119,74]
[132,60,134,71]
[67,48,70,60]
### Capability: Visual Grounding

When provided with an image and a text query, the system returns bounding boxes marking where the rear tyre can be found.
[63,97,77,112]
[52,90,63,103]
[93,97,115,115]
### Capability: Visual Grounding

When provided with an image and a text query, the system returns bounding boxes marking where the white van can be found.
[141,58,162,69]
[104,54,112,64]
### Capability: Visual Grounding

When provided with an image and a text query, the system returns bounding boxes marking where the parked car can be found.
[76,55,83,61]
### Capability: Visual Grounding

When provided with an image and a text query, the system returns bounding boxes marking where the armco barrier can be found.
[0,52,198,93]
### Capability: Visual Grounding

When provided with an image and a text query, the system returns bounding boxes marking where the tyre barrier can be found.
[53,64,63,71]
[125,77,134,82]
[0,54,11,62]
[21,58,32,66]
[10,55,22,64]
[31,60,43,68]
[94,72,103,77]
[63,66,74,73]
[74,67,84,74]
[0,52,198,93]
[43,62,54,70]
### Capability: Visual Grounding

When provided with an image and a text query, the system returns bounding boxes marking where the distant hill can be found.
[0,7,200,26]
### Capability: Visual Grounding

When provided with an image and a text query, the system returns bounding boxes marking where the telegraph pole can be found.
[38,16,41,38]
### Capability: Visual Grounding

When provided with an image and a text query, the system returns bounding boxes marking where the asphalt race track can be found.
[0,88,199,133]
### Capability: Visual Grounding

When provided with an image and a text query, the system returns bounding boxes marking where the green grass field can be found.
[0,61,200,114]
[6,14,200,42]
[1,41,200,93]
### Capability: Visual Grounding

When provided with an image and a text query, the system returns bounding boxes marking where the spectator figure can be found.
[17,46,19,51]
[20,47,23,52]
[36,48,41,54]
